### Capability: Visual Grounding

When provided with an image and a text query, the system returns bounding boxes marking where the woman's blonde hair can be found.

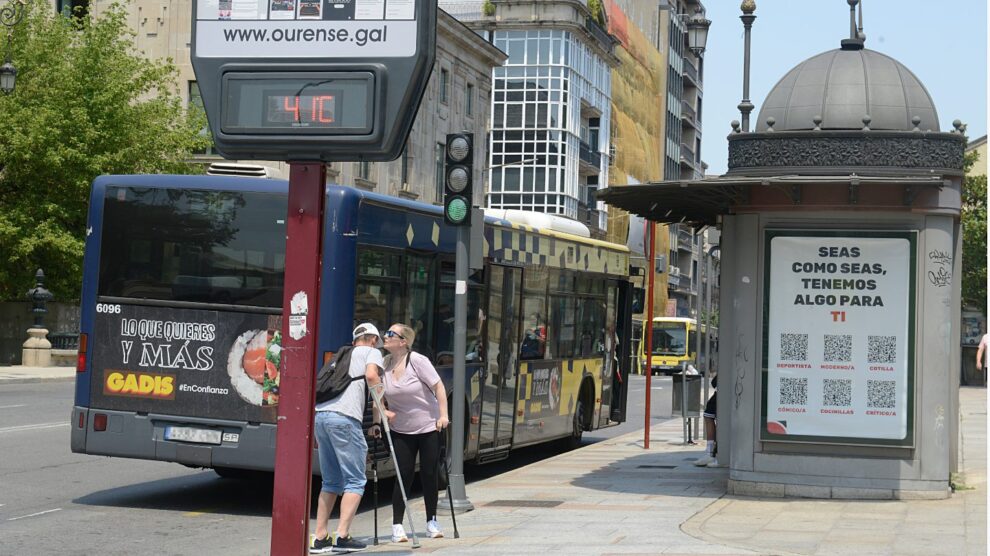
[395,323,416,347]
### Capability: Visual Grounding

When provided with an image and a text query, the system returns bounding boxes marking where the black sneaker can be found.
[310,533,334,554]
[332,535,367,553]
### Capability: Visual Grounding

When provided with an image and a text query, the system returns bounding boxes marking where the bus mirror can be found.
[631,287,645,313]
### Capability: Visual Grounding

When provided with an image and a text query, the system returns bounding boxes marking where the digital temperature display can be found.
[264,92,339,128]
[220,72,374,136]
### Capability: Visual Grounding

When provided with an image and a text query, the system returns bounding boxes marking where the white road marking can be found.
[0,422,69,434]
[8,508,62,521]
[0,404,27,409]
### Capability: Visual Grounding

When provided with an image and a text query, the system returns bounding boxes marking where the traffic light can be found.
[443,132,473,226]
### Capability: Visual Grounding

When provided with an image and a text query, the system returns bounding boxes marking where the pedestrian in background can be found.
[694,373,719,468]
[381,323,450,542]
[310,323,385,554]
[977,332,989,385]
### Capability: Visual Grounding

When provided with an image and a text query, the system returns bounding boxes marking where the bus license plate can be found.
[165,426,222,445]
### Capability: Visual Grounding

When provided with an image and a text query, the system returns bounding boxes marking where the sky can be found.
[698,0,988,175]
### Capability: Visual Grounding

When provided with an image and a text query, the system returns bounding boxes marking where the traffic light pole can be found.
[444,224,474,512]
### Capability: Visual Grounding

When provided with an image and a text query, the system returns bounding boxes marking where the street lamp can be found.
[686,7,711,55]
[0,0,26,94]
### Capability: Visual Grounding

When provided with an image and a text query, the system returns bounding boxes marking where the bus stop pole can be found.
[446,224,474,511]
[681,361,688,444]
[271,162,326,555]
[694,231,703,438]
[644,222,655,450]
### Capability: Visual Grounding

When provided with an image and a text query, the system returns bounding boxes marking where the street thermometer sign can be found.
[191,0,436,161]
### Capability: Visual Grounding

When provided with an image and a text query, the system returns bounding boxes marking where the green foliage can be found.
[482,0,495,17]
[0,1,209,302]
[588,0,605,25]
[962,151,987,310]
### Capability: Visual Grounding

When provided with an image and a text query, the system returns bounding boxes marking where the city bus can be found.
[70,175,633,476]
[639,316,698,375]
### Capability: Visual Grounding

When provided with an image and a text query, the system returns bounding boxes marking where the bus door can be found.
[608,279,633,423]
[477,265,521,458]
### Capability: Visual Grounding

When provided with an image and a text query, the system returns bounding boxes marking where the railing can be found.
[683,58,698,84]
[49,332,79,350]
[585,17,615,50]
[579,140,602,170]
[438,1,489,21]
[681,100,696,122]
[679,142,695,166]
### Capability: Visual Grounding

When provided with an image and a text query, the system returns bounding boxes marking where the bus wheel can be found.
[564,399,585,451]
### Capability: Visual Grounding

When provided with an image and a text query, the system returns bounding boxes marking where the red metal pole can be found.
[644,222,655,449]
[271,162,326,555]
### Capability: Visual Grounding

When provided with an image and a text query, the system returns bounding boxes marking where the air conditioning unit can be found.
[206,162,284,179]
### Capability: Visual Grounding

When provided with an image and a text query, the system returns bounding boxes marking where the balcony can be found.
[681,100,696,123]
[679,142,696,169]
[577,203,606,240]
[438,1,489,21]
[585,17,616,52]
[683,58,699,86]
[579,140,602,174]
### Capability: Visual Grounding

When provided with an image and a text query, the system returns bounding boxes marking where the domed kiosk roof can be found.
[756,47,939,132]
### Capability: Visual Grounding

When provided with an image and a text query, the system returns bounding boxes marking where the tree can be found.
[961,150,987,311]
[0,1,209,302]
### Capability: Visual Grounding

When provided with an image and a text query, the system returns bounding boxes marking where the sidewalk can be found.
[351,387,987,555]
[0,365,76,384]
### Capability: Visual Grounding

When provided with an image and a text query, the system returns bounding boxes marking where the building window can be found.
[188,81,215,156]
[440,69,449,104]
[466,83,474,116]
[357,161,371,180]
[57,0,89,18]
[435,142,445,201]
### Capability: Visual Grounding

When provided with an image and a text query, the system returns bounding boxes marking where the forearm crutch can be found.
[439,432,459,538]
[372,433,379,546]
[369,386,420,548]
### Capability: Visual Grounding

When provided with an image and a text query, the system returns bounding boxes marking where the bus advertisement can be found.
[71,175,634,477]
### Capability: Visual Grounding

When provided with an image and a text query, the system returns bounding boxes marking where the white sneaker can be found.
[693,455,715,467]
[391,523,408,543]
[426,519,444,539]
[707,459,724,468]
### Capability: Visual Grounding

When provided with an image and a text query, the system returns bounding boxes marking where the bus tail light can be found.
[76,333,88,373]
[93,413,107,431]
[78,411,85,429]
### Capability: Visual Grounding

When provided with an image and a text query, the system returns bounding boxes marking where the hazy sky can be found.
[699,0,988,175]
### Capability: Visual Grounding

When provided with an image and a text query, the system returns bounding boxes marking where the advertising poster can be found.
[90,304,282,424]
[762,231,915,446]
[525,360,562,419]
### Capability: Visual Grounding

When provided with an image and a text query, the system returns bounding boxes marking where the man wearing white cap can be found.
[311,323,385,554]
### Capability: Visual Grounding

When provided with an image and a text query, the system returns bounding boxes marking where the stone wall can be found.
[0,302,80,365]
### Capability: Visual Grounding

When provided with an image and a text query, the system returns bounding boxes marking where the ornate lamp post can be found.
[0,0,25,94]
[686,7,711,56]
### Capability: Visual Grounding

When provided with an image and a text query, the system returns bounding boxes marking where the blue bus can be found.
[70,174,633,476]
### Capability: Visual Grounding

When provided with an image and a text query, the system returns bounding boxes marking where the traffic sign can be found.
[191,0,436,161]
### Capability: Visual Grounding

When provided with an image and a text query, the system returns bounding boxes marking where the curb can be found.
[0,376,76,385]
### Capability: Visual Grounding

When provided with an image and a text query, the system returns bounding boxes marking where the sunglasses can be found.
[384,330,405,340]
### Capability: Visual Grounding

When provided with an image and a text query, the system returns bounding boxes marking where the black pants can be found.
[390,429,440,525]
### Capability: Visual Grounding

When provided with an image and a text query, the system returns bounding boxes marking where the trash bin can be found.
[672,373,702,417]
[961,344,985,386]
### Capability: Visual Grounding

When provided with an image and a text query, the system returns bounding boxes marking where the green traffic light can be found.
[445,197,468,223]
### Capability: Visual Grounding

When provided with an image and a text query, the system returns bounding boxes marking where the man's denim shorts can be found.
[314,411,367,495]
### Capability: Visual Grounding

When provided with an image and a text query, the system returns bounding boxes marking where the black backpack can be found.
[315,346,364,404]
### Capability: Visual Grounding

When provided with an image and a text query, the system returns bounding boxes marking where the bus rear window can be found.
[97,186,287,308]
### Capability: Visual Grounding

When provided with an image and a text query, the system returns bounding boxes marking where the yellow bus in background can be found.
[640,317,697,376]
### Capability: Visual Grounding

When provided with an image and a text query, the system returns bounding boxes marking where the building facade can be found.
[443,0,619,237]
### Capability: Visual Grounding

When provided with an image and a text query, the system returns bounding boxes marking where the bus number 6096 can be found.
[95,303,121,314]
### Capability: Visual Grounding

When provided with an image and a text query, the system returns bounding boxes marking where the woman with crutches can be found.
[381,323,449,543]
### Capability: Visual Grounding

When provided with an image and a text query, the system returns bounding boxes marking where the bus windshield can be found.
[651,322,687,356]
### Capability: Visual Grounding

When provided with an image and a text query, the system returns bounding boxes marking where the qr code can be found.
[867,380,897,408]
[868,335,897,363]
[780,333,808,361]
[824,334,852,362]
[779,377,808,405]
[822,378,852,406]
